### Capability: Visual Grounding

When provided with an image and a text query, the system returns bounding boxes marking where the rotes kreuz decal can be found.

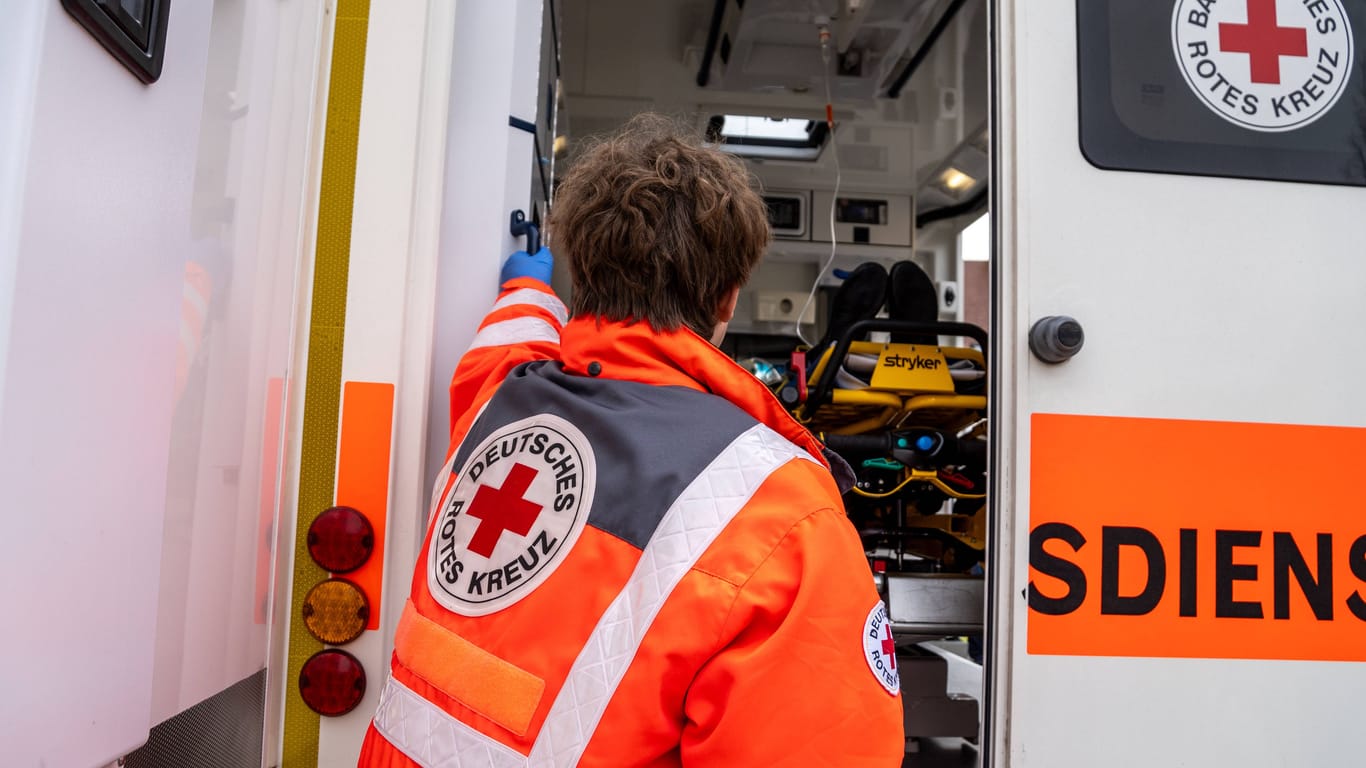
[862,601,901,696]
[1173,0,1354,132]
[427,414,595,616]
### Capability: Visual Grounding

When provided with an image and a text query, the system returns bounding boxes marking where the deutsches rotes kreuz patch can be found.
[1172,0,1353,132]
[427,414,595,616]
[863,601,900,696]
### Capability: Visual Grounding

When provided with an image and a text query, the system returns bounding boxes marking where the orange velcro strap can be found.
[394,601,545,736]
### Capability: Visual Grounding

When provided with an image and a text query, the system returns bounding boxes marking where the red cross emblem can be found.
[881,623,897,670]
[465,463,543,558]
[1219,0,1308,84]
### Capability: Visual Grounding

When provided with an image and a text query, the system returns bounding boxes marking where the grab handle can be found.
[510,209,541,254]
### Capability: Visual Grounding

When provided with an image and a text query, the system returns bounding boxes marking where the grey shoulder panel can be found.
[450,361,760,550]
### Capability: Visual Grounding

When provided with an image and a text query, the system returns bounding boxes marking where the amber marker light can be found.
[302,578,370,645]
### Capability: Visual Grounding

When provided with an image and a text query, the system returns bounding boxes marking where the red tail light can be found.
[307,505,374,573]
[298,649,366,716]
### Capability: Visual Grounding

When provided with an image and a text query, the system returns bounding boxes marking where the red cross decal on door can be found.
[1219,0,1308,84]
[882,623,897,670]
[465,462,544,558]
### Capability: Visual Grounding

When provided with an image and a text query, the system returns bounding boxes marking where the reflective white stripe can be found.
[373,676,528,768]
[375,424,814,766]
[181,281,209,317]
[179,324,198,352]
[491,288,568,324]
[467,316,560,352]
[528,424,812,766]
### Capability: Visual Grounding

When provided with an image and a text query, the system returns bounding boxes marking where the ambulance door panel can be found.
[424,0,550,492]
[993,1,1366,766]
[0,2,217,766]
[0,1,326,765]
[144,0,326,730]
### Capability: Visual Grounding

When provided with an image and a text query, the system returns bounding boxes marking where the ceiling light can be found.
[940,168,976,192]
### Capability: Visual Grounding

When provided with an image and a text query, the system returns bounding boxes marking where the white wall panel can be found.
[424,0,546,495]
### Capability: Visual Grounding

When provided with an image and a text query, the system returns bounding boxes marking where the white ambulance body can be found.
[0,0,1361,766]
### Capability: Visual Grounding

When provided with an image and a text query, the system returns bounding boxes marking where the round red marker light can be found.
[307,506,374,573]
[298,649,366,717]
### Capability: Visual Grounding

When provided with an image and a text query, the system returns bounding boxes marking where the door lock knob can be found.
[1029,315,1084,363]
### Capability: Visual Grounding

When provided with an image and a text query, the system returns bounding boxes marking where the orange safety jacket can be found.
[359,277,905,767]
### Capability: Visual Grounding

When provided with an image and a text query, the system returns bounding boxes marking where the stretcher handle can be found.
[805,319,988,418]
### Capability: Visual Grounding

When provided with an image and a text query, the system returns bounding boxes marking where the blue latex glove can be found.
[500,246,554,286]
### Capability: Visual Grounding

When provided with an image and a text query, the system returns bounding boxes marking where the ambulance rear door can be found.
[989,1,1366,765]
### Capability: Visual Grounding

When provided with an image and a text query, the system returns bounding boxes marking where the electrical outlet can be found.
[938,281,959,313]
[755,291,817,324]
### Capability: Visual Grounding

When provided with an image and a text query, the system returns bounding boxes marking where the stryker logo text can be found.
[882,354,942,371]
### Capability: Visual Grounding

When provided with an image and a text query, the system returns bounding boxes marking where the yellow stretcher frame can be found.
[847,468,987,500]
[796,339,987,436]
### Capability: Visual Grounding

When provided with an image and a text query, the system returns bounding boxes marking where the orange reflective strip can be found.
[1029,413,1366,662]
[394,600,546,737]
[255,376,286,625]
[336,381,395,629]
[479,304,564,332]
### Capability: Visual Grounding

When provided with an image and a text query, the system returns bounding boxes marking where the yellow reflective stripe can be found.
[283,0,372,765]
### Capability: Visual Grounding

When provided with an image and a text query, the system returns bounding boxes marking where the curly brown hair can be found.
[547,113,771,338]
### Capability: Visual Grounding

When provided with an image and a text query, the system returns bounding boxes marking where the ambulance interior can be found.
[549,0,991,757]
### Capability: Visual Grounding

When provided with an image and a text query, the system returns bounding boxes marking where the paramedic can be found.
[358,113,905,766]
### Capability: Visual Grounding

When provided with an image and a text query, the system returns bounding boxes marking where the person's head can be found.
[548,113,771,344]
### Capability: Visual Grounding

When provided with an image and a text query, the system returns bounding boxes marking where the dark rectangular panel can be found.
[1077,0,1365,187]
[62,0,171,83]
[123,669,266,768]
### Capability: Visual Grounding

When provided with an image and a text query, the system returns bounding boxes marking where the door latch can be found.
[1029,315,1084,363]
